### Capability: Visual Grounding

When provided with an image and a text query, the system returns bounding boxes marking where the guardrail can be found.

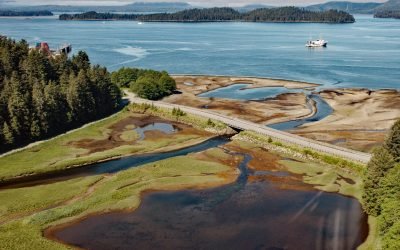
[127,94,372,164]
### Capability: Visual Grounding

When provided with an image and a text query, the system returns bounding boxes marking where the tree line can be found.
[0,10,53,17]
[111,67,176,100]
[0,37,121,152]
[59,7,355,23]
[374,10,400,19]
[362,119,400,249]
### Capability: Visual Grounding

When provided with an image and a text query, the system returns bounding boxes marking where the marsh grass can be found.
[0,149,235,249]
[0,107,214,181]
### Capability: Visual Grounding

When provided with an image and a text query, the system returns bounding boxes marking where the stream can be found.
[197,83,333,131]
[0,137,229,190]
[49,151,368,250]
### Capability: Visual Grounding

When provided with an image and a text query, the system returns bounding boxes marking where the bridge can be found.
[125,92,372,164]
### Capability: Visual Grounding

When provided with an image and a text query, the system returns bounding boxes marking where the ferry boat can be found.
[305,39,328,47]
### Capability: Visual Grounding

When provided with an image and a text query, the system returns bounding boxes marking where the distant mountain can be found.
[306,1,382,14]
[4,2,192,13]
[374,0,400,18]
[235,4,272,13]
[375,0,400,11]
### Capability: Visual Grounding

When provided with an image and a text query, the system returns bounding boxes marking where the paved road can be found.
[125,92,372,164]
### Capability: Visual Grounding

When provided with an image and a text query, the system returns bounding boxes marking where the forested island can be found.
[374,10,400,18]
[0,37,121,152]
[0,10,53,17]
[59,7,355,23]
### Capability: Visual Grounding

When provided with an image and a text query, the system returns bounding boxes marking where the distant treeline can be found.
[0,10,53,16]
[374,10,400,19]
[0,37,121,152]
[59,7,355,23]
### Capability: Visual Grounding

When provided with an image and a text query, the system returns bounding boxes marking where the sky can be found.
[0,0,388,7]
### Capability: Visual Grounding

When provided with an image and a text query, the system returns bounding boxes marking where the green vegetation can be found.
[0,150,234,249]
[237,130,365,173]
[281,159,362,198]
[374,10,400,19]
[130,103,228,131]
[59,6,355,23]
[111,67,176,100]
[0,10,53,16]
[374,0,400,19]
[0,37,121,152]
[0,176,101,222]
[0,106,216,181]
[362,119,400,249]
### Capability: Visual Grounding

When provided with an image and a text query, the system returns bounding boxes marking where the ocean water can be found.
[0,15,399,89]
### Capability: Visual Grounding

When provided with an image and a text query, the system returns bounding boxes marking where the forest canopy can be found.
[0,37,121,152]
[60,7,355,23]
[362,119,400,249]
[374,10,400,19]
[111,67,176,100]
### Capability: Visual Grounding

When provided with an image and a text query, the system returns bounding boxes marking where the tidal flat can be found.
[0,108,371,249]
[166,75,400,152]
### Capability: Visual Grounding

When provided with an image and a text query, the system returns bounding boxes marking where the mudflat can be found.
[294,89,400,152]
[165,75,317,125]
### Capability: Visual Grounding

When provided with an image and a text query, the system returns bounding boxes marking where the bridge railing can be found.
[128,96,371,164]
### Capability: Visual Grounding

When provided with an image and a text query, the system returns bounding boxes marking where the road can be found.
[125,92,372,164]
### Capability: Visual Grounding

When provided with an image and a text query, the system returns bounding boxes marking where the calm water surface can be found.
[198,83,304,100]
[51,154,368,250]
[134,122,177,140]
[0,15,399,89]
[0,137,229,189]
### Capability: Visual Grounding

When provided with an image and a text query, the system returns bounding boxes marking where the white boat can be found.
[306,39,328,47]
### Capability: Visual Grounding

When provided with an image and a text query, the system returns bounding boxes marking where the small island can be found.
[59,7,355,23]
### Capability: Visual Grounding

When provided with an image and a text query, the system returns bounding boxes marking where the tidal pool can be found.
[134,122,177,140]
[268,94,333,131]
[198,83,304,100]
[50,154,368,250]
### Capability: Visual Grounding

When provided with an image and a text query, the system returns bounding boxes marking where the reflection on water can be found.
[134,122,177,140]
[51,155,368,250]
[198,83,303,100]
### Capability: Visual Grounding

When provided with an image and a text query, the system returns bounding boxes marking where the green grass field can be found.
[0,149,235,249]
[0,107,215,181]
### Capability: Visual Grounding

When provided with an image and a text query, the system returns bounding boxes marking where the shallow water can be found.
[198,83,333,130]
[134,122,177,140]
[51,155,368,250]
[268,94,334,130]
[0,137,229,189]
[198,83,304,100]
[0,15,399,89]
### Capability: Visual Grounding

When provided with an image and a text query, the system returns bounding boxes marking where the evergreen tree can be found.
[72,51,90,73]
[2,122,14,145]
[385,119,400,161]
[67,70,96,123]
[362,146,395,216]
[0,37,121,152]
[7,73,31,142]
